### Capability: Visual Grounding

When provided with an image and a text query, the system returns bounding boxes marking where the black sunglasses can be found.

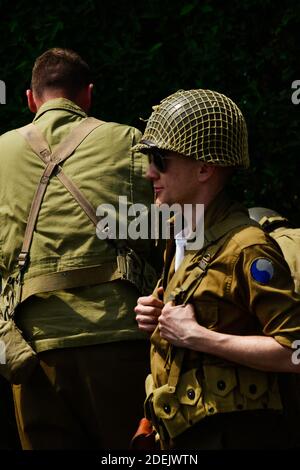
[147,149,171,173]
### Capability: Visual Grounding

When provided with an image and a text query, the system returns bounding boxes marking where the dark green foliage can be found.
[0,0,299,223]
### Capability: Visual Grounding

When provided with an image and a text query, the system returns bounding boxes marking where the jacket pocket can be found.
[193,301,218,329]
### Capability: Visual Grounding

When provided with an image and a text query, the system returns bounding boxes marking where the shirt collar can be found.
[33,98,87,122]
[203,188,233,230]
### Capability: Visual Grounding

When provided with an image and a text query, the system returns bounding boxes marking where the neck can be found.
[34,90,90,113]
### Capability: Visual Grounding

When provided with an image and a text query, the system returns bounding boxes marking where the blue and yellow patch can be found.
[250,258,274,284]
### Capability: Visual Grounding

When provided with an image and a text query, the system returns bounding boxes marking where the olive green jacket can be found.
[0,98,157,351]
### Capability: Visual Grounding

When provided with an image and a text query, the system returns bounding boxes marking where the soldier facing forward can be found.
[134,89,300,449]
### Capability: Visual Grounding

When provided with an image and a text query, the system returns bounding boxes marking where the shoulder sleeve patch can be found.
[250,258,274,284]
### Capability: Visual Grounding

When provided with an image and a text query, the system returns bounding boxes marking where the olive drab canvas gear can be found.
[0,98,159,353]
[0,117,105,384]
[146,192,300,446]
[133,89,249,168]
[16,119,157,300]
[249,207,300,294]
[0,83,162,448]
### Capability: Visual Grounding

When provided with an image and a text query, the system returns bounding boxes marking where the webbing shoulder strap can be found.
[17,118,104,269]
[17,117,104,233]
[1,118,105,313]
[16,118,154,303]
[18,117,104,164]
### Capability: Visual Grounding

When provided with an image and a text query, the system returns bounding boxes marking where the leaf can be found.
[180,3,196,16]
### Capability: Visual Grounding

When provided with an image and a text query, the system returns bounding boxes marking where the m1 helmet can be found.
[134,89,249,168]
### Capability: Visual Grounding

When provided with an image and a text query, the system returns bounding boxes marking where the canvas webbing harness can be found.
[2,117,151,319]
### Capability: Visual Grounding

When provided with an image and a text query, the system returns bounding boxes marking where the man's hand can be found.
[158,302,300,373]
[135,287,164,333]
[158,301,205,348]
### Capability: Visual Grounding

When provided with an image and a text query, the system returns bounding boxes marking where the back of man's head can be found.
[31,48,91,101]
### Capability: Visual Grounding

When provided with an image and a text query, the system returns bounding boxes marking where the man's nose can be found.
[146,162,160,180]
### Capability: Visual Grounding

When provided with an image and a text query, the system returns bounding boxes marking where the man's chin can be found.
[155,195,177,207]
[154,196,165,207]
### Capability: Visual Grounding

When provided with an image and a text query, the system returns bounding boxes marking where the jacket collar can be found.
[33,98,87,122]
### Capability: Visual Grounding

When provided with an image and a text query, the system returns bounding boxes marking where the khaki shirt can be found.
[0,98,157,351]
[150,191,300,387]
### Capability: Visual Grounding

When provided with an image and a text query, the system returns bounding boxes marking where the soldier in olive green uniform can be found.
[134,89,300,449]
[0,49,161,449]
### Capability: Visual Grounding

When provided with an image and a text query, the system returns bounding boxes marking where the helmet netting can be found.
[134,89,249,168]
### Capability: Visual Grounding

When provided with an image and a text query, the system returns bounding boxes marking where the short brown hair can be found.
[31,48,91,99]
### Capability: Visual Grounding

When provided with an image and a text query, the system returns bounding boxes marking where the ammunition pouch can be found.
[0,274,38,385]
[145,364,283,440]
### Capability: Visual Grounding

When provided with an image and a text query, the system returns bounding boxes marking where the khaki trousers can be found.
[13,340,149,449]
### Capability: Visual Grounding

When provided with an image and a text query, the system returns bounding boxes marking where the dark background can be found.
[0,0,299,223]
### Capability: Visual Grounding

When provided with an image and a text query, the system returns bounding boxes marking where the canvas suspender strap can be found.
[12,118,160,303]
[17,117,104,229]
[16,118,157,302]
[18,158,58,269]
[13,118,113,303]
[17,118,104,269]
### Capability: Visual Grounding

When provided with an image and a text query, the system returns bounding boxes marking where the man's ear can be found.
[84,83,93,112]
[88,83,93,100]
[26,89,37,113]
[197,163,215,182]
[75,83,93,113]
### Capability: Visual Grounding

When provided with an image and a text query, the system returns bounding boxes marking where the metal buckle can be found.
[199,254,211,271]
[18,252,29,270]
